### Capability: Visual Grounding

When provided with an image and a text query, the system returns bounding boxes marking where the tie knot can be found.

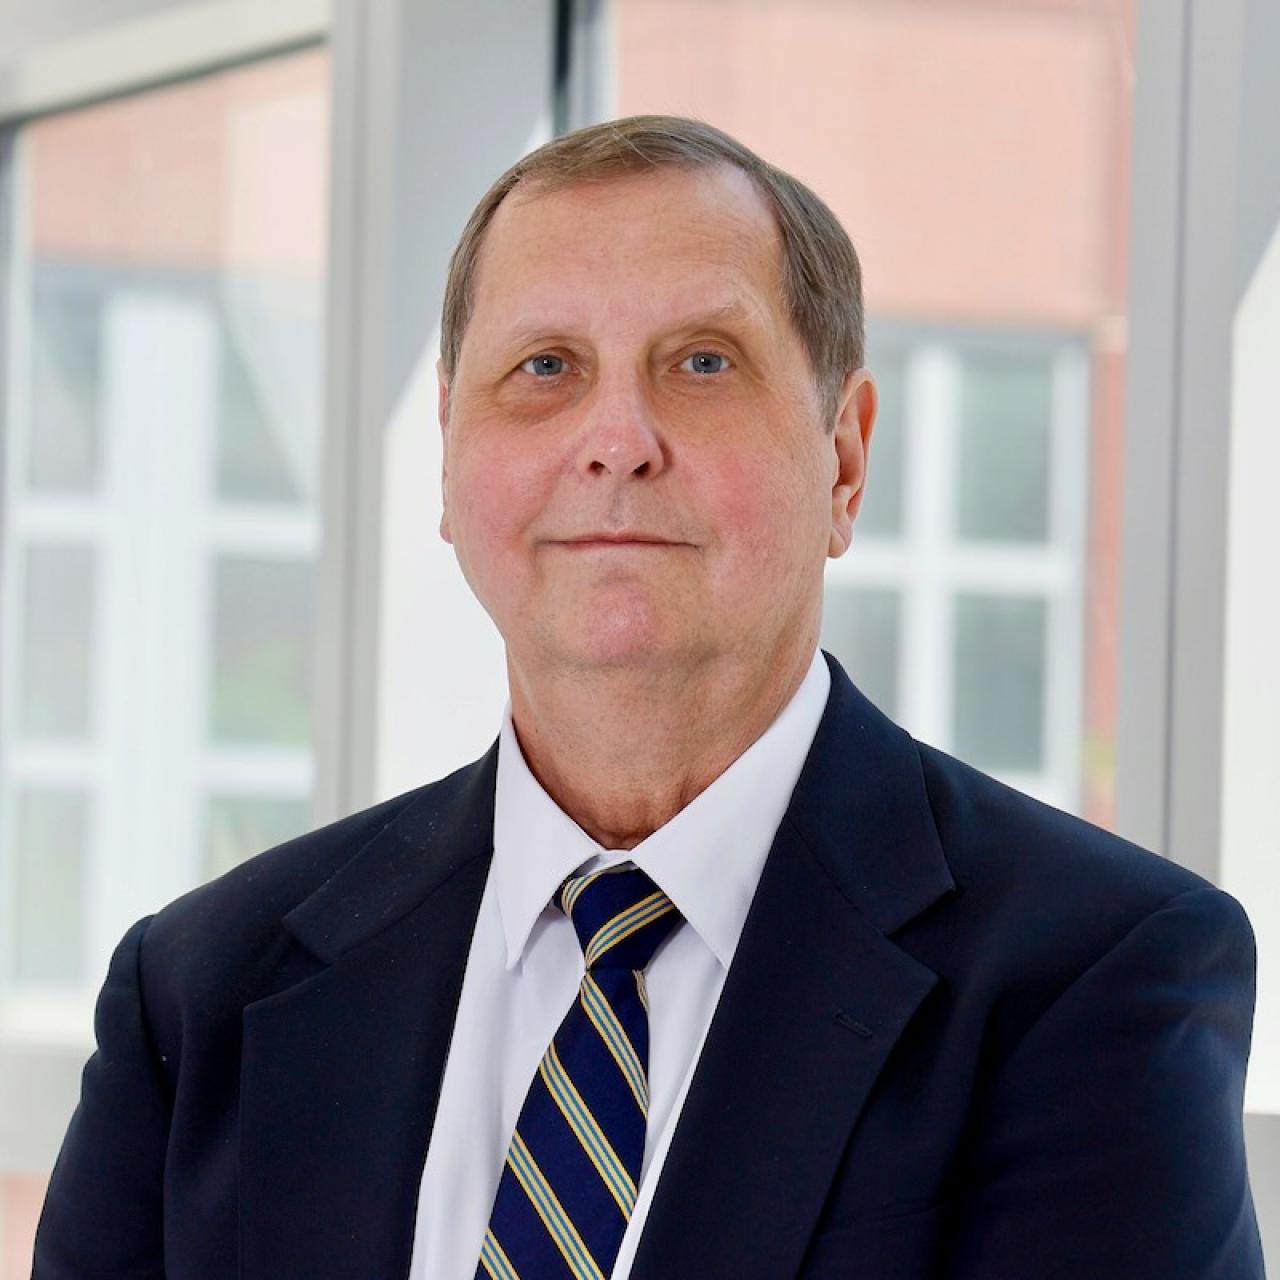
[556,863,682,972]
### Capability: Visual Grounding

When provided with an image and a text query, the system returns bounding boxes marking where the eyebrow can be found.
[500,296,768,350]
[675,298,759,328]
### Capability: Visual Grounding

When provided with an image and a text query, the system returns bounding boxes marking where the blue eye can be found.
[521,354,566,376]
[682,351,730,375]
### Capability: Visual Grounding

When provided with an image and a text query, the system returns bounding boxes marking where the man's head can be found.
[437,115,877,686]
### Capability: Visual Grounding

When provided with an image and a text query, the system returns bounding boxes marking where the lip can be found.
[554,532,683,546]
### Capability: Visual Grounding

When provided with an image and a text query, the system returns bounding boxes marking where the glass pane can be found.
[210,556,313,746]
[215,277,323,505]
[203,793,309,880]
[955,351,1053,543]
[820,586,900,718]
[856,345,905,539]
[615,0,1134,826]
[953,593,1047,772]
[19,544,95,739]
[29,273,103,493]
[11,787,87,983]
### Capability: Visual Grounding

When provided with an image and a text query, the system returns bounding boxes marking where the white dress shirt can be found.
[408,648,831,1279]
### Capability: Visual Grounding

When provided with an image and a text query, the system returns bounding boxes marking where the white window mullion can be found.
[96,293,217,984]
[3,746,102,785]
[825,541,915,587]
[207,507,319,557]
[0,133,34,1015]
[1046,346,1091,814]
[199,751,313,795]
[12,498,109,540]
[903,345,958,749]
[945,546,1073,595]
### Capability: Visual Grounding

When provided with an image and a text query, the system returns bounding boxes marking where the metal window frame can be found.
[1119,0,1243,883]
[0,0,328,125]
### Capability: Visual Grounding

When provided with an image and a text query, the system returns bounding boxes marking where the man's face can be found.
[439,164,873,679]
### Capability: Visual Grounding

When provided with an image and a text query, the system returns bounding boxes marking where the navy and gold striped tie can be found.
[476,863,683,1279]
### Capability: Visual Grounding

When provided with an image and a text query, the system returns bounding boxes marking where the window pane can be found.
[29,273,103,494]
[210,556,313,746]
[820,586,901,718]
[11,788,87,984]
[856,346,905,539]
[215,277,322,505]
[204,793,309,880]
[19,544,95,739]
[953,593,1047,772]
[955,351,1053,543]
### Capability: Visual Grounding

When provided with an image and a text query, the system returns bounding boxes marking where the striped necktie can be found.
[476,862,683,1280]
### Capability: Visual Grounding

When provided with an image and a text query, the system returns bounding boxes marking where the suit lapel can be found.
[630,654,955,1280]
[238,745,498,1280]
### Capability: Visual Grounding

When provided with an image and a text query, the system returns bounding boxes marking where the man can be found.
[34,116,1262,1278]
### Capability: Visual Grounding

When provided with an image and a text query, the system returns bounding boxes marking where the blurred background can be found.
[0,0,1276,1269]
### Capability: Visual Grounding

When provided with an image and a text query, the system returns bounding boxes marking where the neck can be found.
[507,642,818,850]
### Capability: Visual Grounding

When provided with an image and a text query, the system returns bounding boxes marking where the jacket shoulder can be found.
[136,767,472,1009]
[153,787,422,934]
[913,736,1216,911]
[904,738,1255,1072]
[907,738,1254,993]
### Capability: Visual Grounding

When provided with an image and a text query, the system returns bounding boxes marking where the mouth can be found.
[554,532,685,549]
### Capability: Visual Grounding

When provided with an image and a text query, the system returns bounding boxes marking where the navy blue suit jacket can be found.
[33,652,1264,1278]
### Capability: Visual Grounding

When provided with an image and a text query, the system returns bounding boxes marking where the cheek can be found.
[449,436,549,557]
[696,448,825,574]
[447,453,546,620]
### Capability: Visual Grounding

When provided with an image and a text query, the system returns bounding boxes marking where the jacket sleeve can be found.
[32,914,170,1279]
[943,884,1265,1279]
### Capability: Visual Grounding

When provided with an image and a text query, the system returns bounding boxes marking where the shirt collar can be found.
[492,648,831,972]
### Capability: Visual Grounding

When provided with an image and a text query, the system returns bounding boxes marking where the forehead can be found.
[467,164,788,336]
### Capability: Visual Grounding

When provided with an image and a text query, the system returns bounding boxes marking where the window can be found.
[821,332,1089,810]
[0,49,331,1041]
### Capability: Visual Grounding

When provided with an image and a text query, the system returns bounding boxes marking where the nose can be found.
[574,376,666,480]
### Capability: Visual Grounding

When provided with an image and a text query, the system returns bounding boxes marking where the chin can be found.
[557,606,692,672]
[563,631,676,672]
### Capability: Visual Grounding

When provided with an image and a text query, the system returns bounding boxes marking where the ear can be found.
[437,358,454,545]
[828,369,877,559]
